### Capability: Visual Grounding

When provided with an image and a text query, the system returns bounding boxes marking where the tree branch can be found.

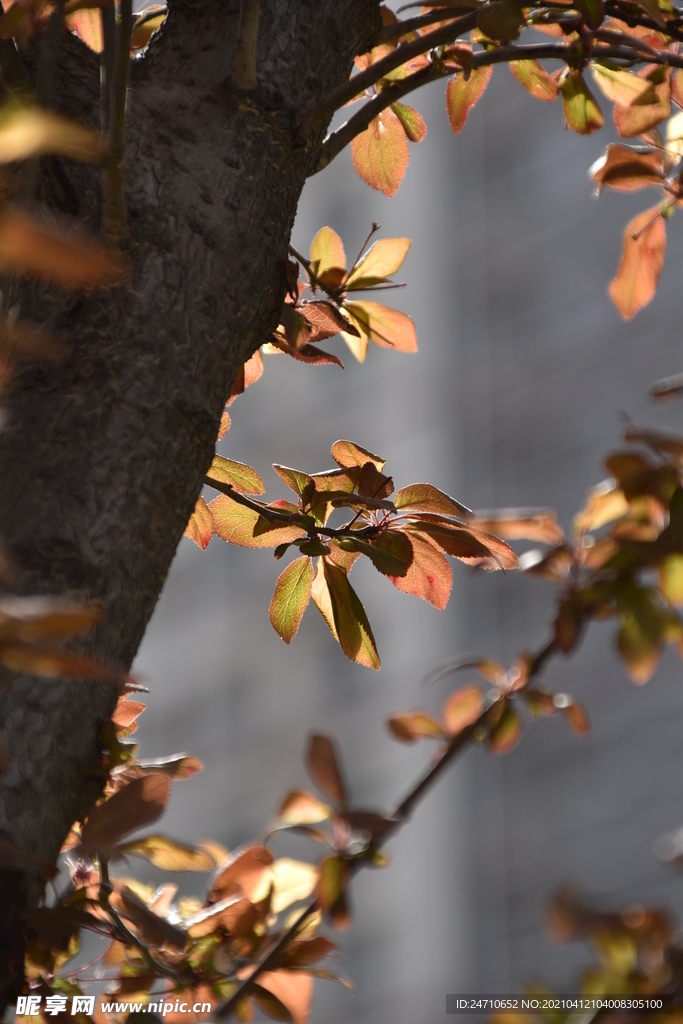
[297,10,479,140]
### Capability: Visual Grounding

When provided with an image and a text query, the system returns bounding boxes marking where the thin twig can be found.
[103,0,133,237]
[378,7,477,44]
[297,10,479,140]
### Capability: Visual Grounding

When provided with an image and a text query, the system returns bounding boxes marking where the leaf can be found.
[274,790,331,826]
[336,531,411,578]
[186,895,259,938]
[118,835,214,872]
[217,410,231,440]
[208,845,274,903]
[563,701,592,736]
[613,73,671,138]
[509,60,559,101]
[391,102,427,143]
[184,495,213,550]
[331,439,386,471]
[207,455,265,495]
[136,753,203,780]
[487,703,523,754]
[130,7,165,51]
[446,67,493,133]
[591,65,657,106]
[350,106,409,197]
[269,333,345,368]
[340,318,369,362]
[284,937,338,969]
[0,105,103,164]
[269,859,318,913]
[317,855,348,913]
[574,482,629,532]
[0,207,125,288]
[65,8,103,52]
[609,206,666,320]
[309,226,346,278]
[273,464,313,498]
[617,614,660,683]
[0,642,116,681]
[300,300,356,338]
[575,0,605,29]
[321,559,380,668]
[256,971,314,1024]
[270,556,313,644]
[659,552,683,606]
[387,530,452,610]
[345,237,411,289]
[477,0,524,39]
[306,734,347,808]
[0,599,101,642]
[227,349,264,404]
[209,496,306,549]
[395,482,471,518]
[471,508,564,545]
[387,711,444,743]
[560,72,604,135]
[80,775,170,852]
[441,686,484,737]
[342,299,416,352]
[589,144,664,192]
[665,110,683,167]
[112,696,146,728]
[117,886,187,950]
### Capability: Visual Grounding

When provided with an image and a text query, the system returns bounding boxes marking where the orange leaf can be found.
[208,844,274,903]
[613,72,671,138]
[391,102,427,142]
[446,67,493,133]
[112,696,146,728]
[395,483,471,518]
[80,775,170,853]
[274,790,331,826]
[209,495,306,549]
[320,558,380,668]
[0,207,125,288]
[487,703,523,754]
[609,206,666,319]
[184,495,213,550]
[342,299,417,352]
[207,454,265,495]
[306,734,347,808]
[509,60,559,101]
[387,530,452,609]
[471,508,564,545]
[65,8,103,51]
[441,686,484,737]
[256,971,314,1024]
[309,226,346,278]
[590,144,664,193]
[217,410,231,440]
[345,237,411,289]
[331,439,385,471]
[387,711,444,743]
[350,106,409,197]
[227,349,264,404]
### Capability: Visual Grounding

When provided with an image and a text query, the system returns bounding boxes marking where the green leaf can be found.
[207,454,265,495]
[345,237,411,289]
[659,553,683,606]
[561,72,604,135]
[391,102,427,143]
[313,559,380,668]
[209,496,306,549]
[509,60,559,102]
[118,835,215,872]
[575,0,604,29]
[269,556,313,643]
[273,464,313,498]
[446,67,493,134]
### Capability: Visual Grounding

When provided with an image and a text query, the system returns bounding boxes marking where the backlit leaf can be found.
[563,701,592,736]
[217,410,231,440]
[66,8,103,52]
[0,105,103,163]
[659,553,683,605]
[487,703,523,754]
[119,835,214,872]
[184,495,213,550]
[387,711,444,742]
[209,496,306,549]
[208,844,274,903]
[322,559,380,668]
[311,557,339,642]
[336,531,411,577]
[257,971,313,1024]
[112,696,145,728]
[446,67,493,133]
[331,439,386,471]
[340,315,369,362]
[609,205,666,319]
[613,72,671,138]
[80,775,170,852]
[387,530,452,609]
[269,333,345,368]
[306,733,347,808]
[117,886,186,950]
[273,464,313,498]
[561,72,604,134]
[130,7,165,51]
[227,349,264,405]
[345,237,411,290]
[591,64,656,105]
[618,615,660,683]
[509,60,559,101]
[136,754,203,780]
[441,685,484,737]
[343,299,417,351]
[317,855,348,912]
[391,101,427,142]
[186,895,258,939]
[309,226,346,278]
[269,859,318,914]
[575,482,629,532]
[284,937,338,969]
[589,144,664,192]
[471,509,564,545]
[395,482,471,518]
[0,600,100,642]
[207,455,264,495]
[0,207,125,288]
[410,522,516,569]
[274,790,331,826]
[350,106,409,197]
[300,300,356,338]
[269,556,313,644]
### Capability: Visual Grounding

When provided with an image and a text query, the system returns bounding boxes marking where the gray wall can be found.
[133,68,683,1021]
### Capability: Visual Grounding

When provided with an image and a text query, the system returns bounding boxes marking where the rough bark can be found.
[0,0,380,996]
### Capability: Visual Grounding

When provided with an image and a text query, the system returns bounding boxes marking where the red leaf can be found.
[590,144,664,193]
[387,530,452,609]
[184,495,213,550]
[208,844,274,903]
[80,775,170,853]
[306,734,347,808]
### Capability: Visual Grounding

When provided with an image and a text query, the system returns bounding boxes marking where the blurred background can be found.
[132,65,683,1023]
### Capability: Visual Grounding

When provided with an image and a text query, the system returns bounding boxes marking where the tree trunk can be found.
[0,0,380,998]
